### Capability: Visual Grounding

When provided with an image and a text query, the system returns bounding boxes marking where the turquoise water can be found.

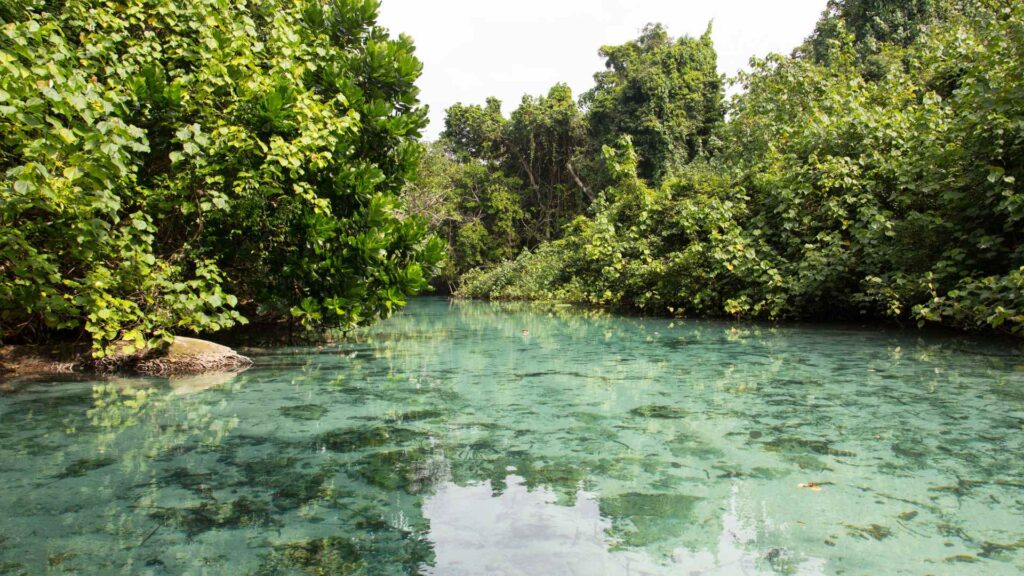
[1,298,1023,575]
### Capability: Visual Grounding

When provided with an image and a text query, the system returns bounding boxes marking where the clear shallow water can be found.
[1,298,1023,575]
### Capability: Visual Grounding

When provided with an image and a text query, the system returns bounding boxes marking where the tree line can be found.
[413,0,1024,335]
[2,0,1020,353]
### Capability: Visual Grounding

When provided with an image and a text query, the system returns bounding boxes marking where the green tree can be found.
[442,97,507,162]
[503,84,591,242]
[0,0,442,354]
[800,0,959,77]
[582,23,725,183]
[462,1,1024,336]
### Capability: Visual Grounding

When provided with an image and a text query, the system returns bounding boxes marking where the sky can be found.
[377,0,829,140]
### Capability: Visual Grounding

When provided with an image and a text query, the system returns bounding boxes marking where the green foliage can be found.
[440,84,592,244]
[1,0,442,353]
[583,23,725,183]
[459,241,577,303]
[461,2,1024,336]
[402,143,522,283]
[442,97,507,162]
[411,25,724,280]
[802,0,956,67]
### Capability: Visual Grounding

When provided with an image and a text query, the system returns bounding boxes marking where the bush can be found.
[0,0,443,354]
[460,3,1024,336]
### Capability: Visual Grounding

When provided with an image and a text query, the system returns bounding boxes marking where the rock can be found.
[135,336,253,376]
[170,371,242,395]
[168,336,236,357]
[0,336,252,379]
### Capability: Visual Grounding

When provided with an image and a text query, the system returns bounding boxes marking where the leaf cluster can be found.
[0,0,443,353]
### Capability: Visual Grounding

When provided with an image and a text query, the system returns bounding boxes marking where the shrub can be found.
[0,0,443,354]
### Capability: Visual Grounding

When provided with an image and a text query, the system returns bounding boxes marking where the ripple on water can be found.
[0,297,1022,575]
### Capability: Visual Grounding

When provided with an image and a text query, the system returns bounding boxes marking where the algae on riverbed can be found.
[0,298,1022,575]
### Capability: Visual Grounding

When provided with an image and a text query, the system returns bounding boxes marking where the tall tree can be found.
[503,84,591,242]
[582,23,725,183]
[800,0,958,75]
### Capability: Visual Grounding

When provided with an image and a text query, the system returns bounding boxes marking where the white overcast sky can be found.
[377,0,828,139]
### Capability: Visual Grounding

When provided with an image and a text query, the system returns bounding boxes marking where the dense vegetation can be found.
[407,24,725,286]
[0,0,443,354]
[2,0,1020,353]
[419,0,1023,335]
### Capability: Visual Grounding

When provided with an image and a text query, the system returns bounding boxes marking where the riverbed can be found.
[1,297,1022,574]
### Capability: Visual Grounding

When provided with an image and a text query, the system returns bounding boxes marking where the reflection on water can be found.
[0,297,1022,575]
[423,475,651,575]
[422,478,826,575]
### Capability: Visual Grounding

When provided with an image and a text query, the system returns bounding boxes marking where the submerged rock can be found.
[260,529,433,576]
[149,496,279,537]
[845,523,893,541]
[56,456,117,479]
[315,425,420,452]
[280,404,329,421]
[169,371,241,395]
[629,405,688,419]
[599,492,701,548]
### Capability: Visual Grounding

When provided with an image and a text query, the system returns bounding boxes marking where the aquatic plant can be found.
[55,456,117,479]
[599,492,702,548]
[148,497,279,538]
[316,426,421,453]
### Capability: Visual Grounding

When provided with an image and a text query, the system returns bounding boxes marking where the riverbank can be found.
[0,336,252,380]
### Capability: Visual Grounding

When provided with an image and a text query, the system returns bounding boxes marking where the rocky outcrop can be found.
[0,336,253,379]
[134,337,253,376]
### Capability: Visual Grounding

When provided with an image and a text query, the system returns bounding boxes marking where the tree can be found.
[461,1,1024,336]
[442,97,506,162]
[436,84,591,262]
[800,0,958,76]
[0,0,443,354]
[503,84,591,243]
[582,23,725,183]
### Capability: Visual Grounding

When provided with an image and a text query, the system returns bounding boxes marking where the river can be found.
[1,297,1022,574]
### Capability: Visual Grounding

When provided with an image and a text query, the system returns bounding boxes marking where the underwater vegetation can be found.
[315,426,423,452]
[149,497,280,538]
[599,493,701,548]
[279,405,329,421]
[55,456,118,479]
[629,405,689,419]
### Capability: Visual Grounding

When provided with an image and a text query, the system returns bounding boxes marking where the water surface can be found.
[1,298,1023,575]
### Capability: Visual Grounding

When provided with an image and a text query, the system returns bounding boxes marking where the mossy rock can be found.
[353,448,435,493]
[762,436,856,457]
[237,457,341,510]
[150,496,279,537]
[845,523,892,541]
[315,426,421,453]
